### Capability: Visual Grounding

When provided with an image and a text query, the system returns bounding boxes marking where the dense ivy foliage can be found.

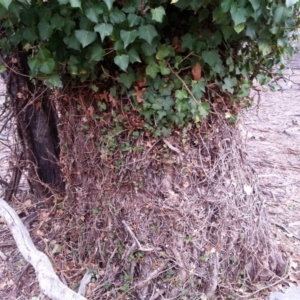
[0,0,299,135]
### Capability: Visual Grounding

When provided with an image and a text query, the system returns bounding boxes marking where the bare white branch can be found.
[0,198,86,300]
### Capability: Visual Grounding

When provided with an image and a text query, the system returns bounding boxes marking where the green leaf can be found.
[37,47,51,60]
[141,42,156,56]
[23,28,37,43]
[198,103,210,119]
[69,0,81,8]
[139,25,158,45]
[192,79,206,99]
[198,8,209,22]
[128,48,141,63]
[51,13,65,30]
[47,74,61,87]
[38,19,53,40]
[159,63,170,75]
[118,72,135,88]
[230,4,248,25]
[0,0,12,10]
[156,44,173,60]
[85,8,99,23]
[220,0,233,13]
[202,49,221,67]
[249,0,260,11]
[63,35,81,50]
[151,6,166,23]
[40,58,55,74]
[110,9,126,24]
[273,4,293,24]
[94,23,113,41]
[103,0,114,10]
[146,63,159,79]
[234,23,245,34]
[114,54,129,71]
[75,30,97,47]
[175,89,188,100]
[181,33,194,51]
[120,30,139,49]
[258,40,272,56]
[286,0,298,8]
[127,13,142,27]
[28,57,40,72]
[222,76,237,93]
[89,44,105,62]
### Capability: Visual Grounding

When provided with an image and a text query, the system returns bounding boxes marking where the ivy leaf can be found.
[103,0,114,10]
[234,23,244,34]
[39,58,55,74]
[127,13,142,27]
[85,8,99,23]
[175,89,188,100]
[94,23,113,41]
[46,74,61,87]
[202,50,221,67]
[118,72,135,88]
[63,35,81,50]
[110,9,126,24]
[198,103,210,119]
[0,0,12,9]
[230,4,248,25]
[75,30,97,47]
[258,40,272,56]
[222,76,237,93]
[286,0,298,7]
[146,63,159,79]
[89,44,105,62]
[192,79,206,99]
[28,57,40,73]
[69,0,81,8]
[181,33,194,51]
[128,48,141,63]
[139,25,158,45]
[220,0,233,13]
[249,0,260,11]
[273,4,293,24]
[38,19,53,40]
[151,6,166,23]
[156,44,173,60]
[120,30,139,48]
[114,54,129,71]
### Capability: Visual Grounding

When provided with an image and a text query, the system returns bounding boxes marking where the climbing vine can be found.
[0,0,299,135]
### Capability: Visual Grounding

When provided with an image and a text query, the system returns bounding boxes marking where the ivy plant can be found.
[0,0,299,135]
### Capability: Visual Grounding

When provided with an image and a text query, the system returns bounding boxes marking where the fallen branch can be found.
[0,198,86,300]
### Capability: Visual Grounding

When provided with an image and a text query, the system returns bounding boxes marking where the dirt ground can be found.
[240,55,300,298]
[0,54,300,299]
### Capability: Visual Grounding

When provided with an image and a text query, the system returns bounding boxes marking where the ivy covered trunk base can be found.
[4,58,64,199]
[53,89,287,299]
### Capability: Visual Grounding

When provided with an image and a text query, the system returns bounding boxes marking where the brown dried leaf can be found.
[88,106,94,116]
[192,63,201,82]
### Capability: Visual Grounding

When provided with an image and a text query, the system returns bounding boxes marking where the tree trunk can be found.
[3,54,64,199]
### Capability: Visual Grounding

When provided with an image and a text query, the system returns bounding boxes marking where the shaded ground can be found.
[0,54,300,299]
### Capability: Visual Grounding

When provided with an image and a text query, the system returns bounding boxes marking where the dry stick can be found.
[0,198,86,300]
[122,220,161,252]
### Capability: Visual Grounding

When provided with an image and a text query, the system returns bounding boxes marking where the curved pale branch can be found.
[0,199,86,300]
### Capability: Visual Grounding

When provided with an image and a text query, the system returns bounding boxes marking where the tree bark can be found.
[3,54,64,199]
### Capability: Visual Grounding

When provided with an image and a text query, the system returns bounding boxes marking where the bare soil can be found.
[240,56,300,298]
[0,54,300,299]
